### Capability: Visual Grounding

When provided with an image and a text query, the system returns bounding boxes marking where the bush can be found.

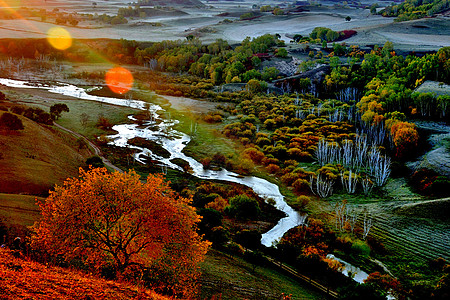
[240,12,254,20]
[0,112,24,130]
[209,226,230,247]
[409,168,449,195]
[234,230,262,250]
[276,48,288,58]
[85,156,104,168]
[198,208,223,233]
[23,108,52,125]
[96,116,113,130]
[266,163,281,174]
[292,195,310,210]
[350,240,370,258]
[50,103,69,120]
[10,106,25,115]
[225,194,261,220]
[223,241,245,256]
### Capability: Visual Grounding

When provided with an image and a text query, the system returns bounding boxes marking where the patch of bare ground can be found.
[408,120,450,178]
[158,94,219,114]
[415,80,450,97]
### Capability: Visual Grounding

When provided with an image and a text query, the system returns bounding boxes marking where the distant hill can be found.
[0,248,169,300]
[0,111,89,196]
[135,0,205,8]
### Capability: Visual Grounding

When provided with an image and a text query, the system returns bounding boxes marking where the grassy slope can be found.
[0,249,169,300]
[313,177,450,268]
[55,99,140,140]
[0,193,42,227]
[4,91,139,140]
[0,111,89,195]
[200,249,325,300]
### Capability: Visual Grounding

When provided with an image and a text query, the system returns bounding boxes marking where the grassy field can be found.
[0,193,41,227]
[318,176,450,269]
[200,249,326,300]
[153,94,245,165]
[415,80,450,96]
[4,88,140,140]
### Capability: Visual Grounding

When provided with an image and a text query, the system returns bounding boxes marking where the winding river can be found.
[0,78,305,247]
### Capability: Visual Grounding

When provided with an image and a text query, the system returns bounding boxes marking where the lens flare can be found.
[105,67,134,95]
[47,27,72,50]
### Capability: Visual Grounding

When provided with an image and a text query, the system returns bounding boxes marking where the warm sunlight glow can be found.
[105,67,134,94]
[47,27,72,50]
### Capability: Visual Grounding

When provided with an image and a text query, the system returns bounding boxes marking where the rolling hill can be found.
[0,111,90,196]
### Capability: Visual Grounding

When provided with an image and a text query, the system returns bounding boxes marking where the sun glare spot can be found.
[47,27,72,50]
[105,67,134,95]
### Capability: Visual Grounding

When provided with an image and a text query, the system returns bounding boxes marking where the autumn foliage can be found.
[0,248,169,300]
[389,121,419,158]
[31,168,210,297]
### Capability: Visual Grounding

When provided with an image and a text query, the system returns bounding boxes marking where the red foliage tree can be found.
[32,168,210,297]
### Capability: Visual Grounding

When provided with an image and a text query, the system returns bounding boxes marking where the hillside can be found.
[0,248,170,300]
[0,111,90,195]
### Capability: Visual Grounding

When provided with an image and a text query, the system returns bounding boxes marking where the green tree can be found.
[276,48,288,58]
[246,79,267,94]
[293,34,303,43]
[370,4,378,14]
[262,66,279,81]
[225,194,261,220]
[50,103,70,120]
[251,56,261,67]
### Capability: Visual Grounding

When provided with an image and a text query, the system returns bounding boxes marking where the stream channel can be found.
[0,78,305,247]
[0,78,372,285]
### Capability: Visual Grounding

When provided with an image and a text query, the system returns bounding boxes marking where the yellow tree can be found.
[32,168,210,297]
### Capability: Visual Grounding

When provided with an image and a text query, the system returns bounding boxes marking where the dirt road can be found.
[53,123,123,173]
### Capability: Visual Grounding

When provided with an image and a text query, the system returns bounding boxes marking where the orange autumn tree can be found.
[31,168,210,297]
[390,121,419,158]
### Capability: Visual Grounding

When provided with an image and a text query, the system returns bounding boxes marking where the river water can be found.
[0,78,305,247]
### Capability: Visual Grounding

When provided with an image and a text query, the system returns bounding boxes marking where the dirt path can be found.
[53,123,123,173]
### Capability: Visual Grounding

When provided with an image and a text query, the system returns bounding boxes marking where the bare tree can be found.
[328,109,344,122]
[309,174,334,198]
[341,170,358,194]
[373,155,391,186]
[335,201,347,232]
[161,164,168,175]
[347,208,358,234]
[315,139,328,166]
[367,147,381,176]
[189,121,198,136]
[315,139,340,166]
[341,140,353,168]
[360,176,374,195]
[362,210,373,240]
[353,134,368,170]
